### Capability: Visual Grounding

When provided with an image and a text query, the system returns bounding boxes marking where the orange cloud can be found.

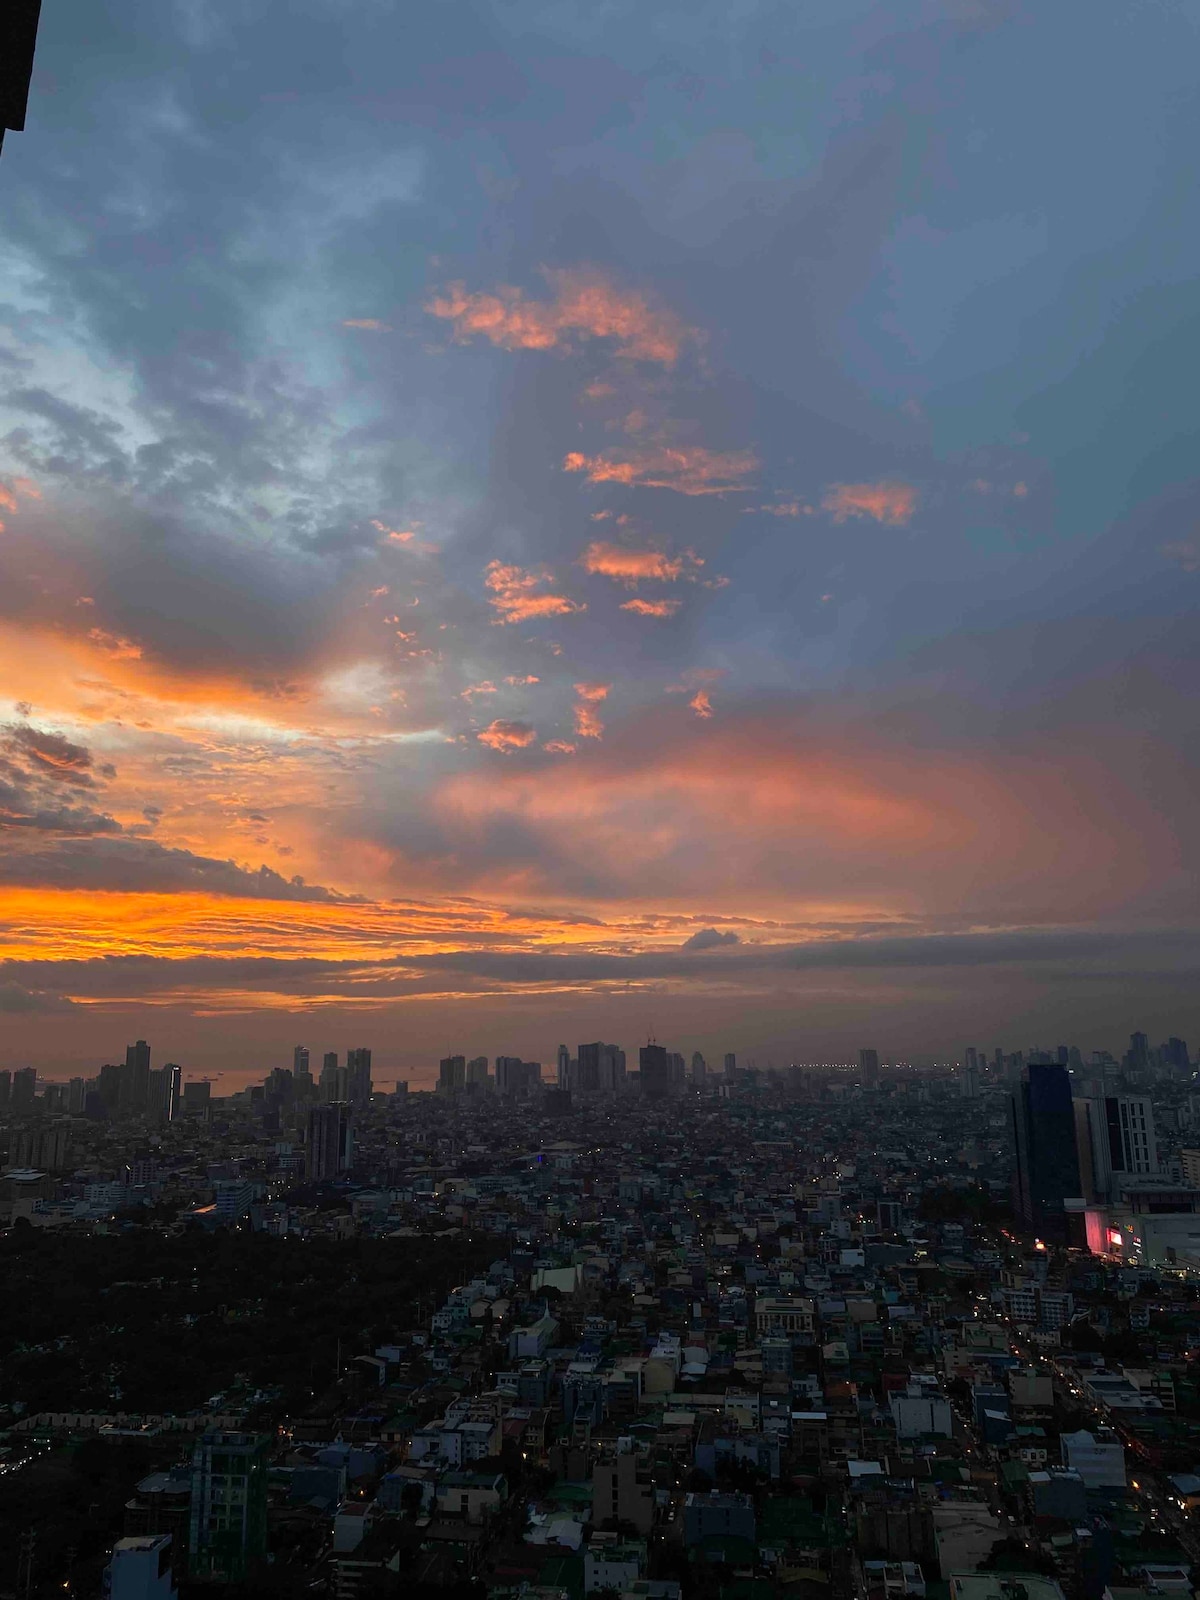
[563,445,757,496]
[621,597,681,618]
[427,266,690,365]
[573,681,611,740]
[461,680,498,700]
[505,674,540,686]
[822,481,918,525]
[371,519,417,544]
[87,628,143,660]
[579,540,700,586]
[477,718,537,752]
[342,319,392,331]
[689,689,714,718]
[543,739,577,755]
[484,560,585,626]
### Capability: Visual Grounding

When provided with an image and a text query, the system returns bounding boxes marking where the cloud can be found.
[1162,540,1200,573]
[506,675,540,686]
[621,597,682,617]
[579,541,700,586]
[682,927,740,950]
[543,739,577,754]
[477,718,538,752]
[4,724,102,787]
[342,318,393,331]
[0,835,353,900]
[571,682,611,740]
[371,520,417,544]
[87,628,143,659]
[427,266,691,365]
[689,689,714,717]
[484,560,586,625]
[564,445,758,496]
[461,680,498,700]
[0,980,76,1013]
[822,481,918,525]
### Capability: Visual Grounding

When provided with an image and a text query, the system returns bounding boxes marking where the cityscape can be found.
[6,1031,1200,1595]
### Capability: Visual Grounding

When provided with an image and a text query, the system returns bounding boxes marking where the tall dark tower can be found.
[1,3,43,157]
[1011,1062,1082,1241]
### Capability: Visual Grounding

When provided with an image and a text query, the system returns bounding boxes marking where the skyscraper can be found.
[577,1043,602,1094]
[188,1433,269,1582]
[11,1066,36,1112]
[466,1056,490,1087]
[122,1040,151,1114]
[691,1052,707,1084]
[293,1045,311,1081]
[723,1053,737,1077]
[439,1055,465,1093]
[1075,1094,1159,1202]
[346,1047,372,1106]
[557,1044,570,1088]
[305,1103,353,1181]
[319,1052,338,1102]
[1011,1062,1083,1239]
[858,1048,880,1086]
[640,1044,670,1099]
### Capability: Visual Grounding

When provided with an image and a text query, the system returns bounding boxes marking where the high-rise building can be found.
[466,1056,489,1087]
[67,1076,87,1114]
[188,1433,269,1582]
[11,1066,36,1112]
[439,1055,466,1093]
[495,1057,540,1096]
[1165,1037,1190,1074]
[557,1044,570,1088]
[319,1053,338,1102]
[181,1081,211,1116]
[1012,1062,1083,1239]
[0,1069,9,1107]
[346,1047,372,1106]
[599,1043,625,1091]
[1075,1095,1159,1202]
[123,1040,152,1114]
[305,1103,353,1181]
[962,1048,979,1100]
[691,1052,707,1084]
[147,1064,181,1124]
[858,1048,880,1086]
[640,1044,670,1099]
[723,1053,737,1077]
[577,1042,602,1093]
[293,1045,311,1082]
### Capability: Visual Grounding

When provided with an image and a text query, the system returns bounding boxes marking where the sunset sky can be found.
[2,1,1199,1085]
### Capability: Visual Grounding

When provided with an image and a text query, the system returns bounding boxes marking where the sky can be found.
[1,0,1199,1086]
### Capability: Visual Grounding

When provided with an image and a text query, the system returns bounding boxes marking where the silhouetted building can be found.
[306,1103,353,1181]
[346,1047,372,1106]
[11,1066,36,1111]
[0,1,42,158]
[439,1055,465,1093]
[1012,1062,1083,1239]
[640,1044,670,1099]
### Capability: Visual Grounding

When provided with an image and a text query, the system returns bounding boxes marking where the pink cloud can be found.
[461,681,498,700]
[506,674,540,686]
[689,689,714,718]
[621,597,681,617]
[477,719,537,752]
[371,519,417,544]
[543,739,577,755]
[564,445,758,497]
[484,561,585,626]
[573,681,611,740]
[427,266,691,365]
[580,540,700,585]
[822,481,918,526]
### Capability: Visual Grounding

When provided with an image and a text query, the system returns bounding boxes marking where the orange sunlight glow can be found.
[822,481,918,526]
[563,444,758,496]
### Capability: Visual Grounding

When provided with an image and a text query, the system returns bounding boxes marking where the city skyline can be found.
[3,2,1200,1068]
